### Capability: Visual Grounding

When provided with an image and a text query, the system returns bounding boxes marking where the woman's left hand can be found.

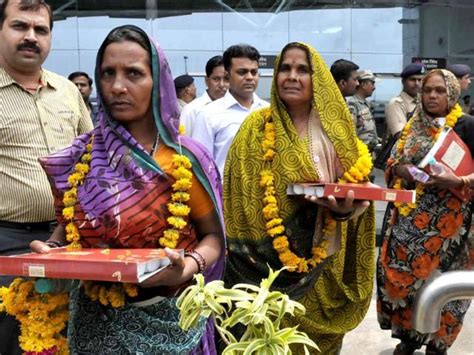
[305,189,370,217]
[425,168,462,189]
[139,248,197,288]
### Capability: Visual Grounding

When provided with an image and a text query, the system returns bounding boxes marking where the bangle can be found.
[184,250,207,276]
[461,176,470,189]
[330,209,355,221]
[45,239,64,248]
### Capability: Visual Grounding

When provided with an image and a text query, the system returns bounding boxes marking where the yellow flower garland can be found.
[0,278,69,354]
[261,115,371,273]
[394,103,463,216]
[160,154,193,248]
[0,130,195,353]
[63,137,93,250]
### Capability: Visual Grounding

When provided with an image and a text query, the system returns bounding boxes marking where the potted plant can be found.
[177,267,318,354]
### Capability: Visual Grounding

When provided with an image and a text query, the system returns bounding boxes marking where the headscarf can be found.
[395,69,461,166]
[41,25,223,279]
[224,42,375,353]
[224,43,364,242]
[40,25,225,353]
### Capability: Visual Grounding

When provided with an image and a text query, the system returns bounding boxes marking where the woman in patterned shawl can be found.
[31,25,225,354]
[223,42,376,354]
[377,69,474,355]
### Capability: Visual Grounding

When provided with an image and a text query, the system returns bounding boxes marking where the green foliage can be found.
[177,267,319,355]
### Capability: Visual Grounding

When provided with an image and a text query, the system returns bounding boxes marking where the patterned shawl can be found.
[39,25,224,354]
[223,42,375,353]
[395,69,461,167]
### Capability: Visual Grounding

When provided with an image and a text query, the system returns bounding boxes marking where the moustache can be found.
[17,42,40,53]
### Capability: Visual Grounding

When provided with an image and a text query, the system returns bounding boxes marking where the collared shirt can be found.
[177,98,187,113]
[89,102,99,125]
[179,91,213,137]
[191,91,269,178]
[347,94,379,151]
[385,91,418,136]
[0,67,93,222]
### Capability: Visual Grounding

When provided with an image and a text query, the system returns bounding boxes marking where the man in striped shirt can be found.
[0,1,93,353]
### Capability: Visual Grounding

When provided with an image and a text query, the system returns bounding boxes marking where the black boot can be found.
[393,341,418,355]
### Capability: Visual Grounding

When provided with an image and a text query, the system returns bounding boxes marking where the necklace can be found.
[150,134,160,156]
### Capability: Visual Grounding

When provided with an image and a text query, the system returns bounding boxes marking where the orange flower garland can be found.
[0,279,69,354]
[394,103,463,216]
[63,136,93,250]
[1,129,195,353]
[261,115,371,273]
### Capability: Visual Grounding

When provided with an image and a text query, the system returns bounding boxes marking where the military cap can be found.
[446,64,471,78]
[400,63,425,78]
[174,74,194,90]
[357,70,379,82]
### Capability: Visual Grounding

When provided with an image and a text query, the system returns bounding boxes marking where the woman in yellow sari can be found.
[223,42,376,354]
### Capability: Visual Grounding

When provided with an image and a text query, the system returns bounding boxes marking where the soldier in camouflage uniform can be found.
[347,70,380,152]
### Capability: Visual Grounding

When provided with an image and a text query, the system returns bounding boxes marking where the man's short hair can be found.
[205,55,223,77]
[68,71,93,86]
[0,0,53,30]
[330,59,359,83]
[223,44,260,71]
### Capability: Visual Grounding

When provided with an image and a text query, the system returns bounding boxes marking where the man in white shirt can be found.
[180,55,228,136]
[191,44,269,178]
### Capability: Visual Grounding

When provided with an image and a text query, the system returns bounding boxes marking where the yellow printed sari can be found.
[223,43,376,354]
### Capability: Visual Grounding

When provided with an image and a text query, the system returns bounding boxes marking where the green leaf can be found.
[287,333,319,351]
[222,341,252,354]
[243,339,267,355]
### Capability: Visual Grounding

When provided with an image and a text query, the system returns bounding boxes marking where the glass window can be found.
[77,17,152,50]
[222,12,289,52]
[154,13,223,51]
[351,8,403,54]
[51,17,79,50]
[289,9,351,54]
[43,50,80,78]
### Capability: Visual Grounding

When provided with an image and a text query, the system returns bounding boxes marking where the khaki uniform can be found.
[384,91,417,137]
[347,94,379,151]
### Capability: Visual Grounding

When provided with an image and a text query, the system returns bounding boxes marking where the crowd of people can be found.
[0,0,473,354]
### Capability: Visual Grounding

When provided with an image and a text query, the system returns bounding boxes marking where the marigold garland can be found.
[0,130,195,354]
[0,278,69,354]
[394,104,463,217]
[260,115,371,273]
[83,281,138,308]
[339,139,373,183]
[63,136,93,251]
[159,128,193,248]
[0,136,96,355]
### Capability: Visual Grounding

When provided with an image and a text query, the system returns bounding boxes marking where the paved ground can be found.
[340,169,474,355]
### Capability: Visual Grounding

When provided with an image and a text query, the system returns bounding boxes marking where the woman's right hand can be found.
[394,164,417,183]
[30,240,54,254]
[30,225,67,254]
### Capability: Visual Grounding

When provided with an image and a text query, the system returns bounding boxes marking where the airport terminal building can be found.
[45,0,474,101]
